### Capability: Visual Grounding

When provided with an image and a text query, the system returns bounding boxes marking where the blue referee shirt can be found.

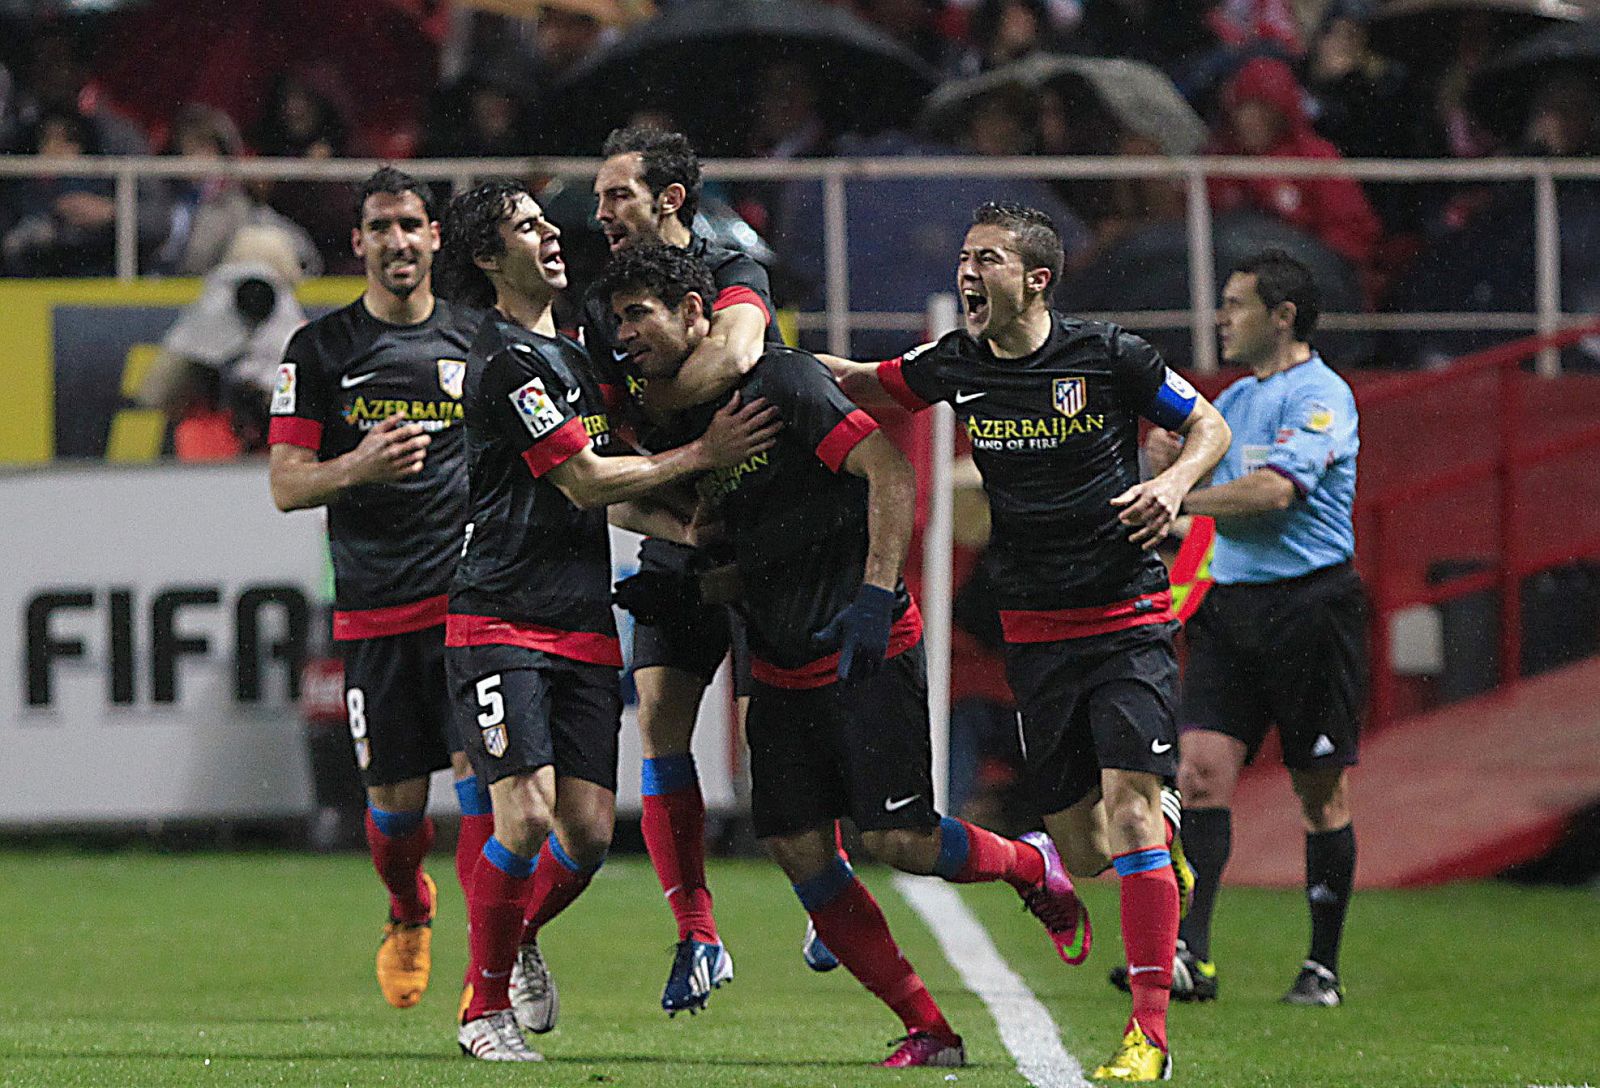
[1208,354,1358,584]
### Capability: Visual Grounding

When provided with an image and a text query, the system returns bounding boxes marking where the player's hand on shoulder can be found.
[699,391,782,469]
[1110,474,1186,550]
[346,412,430,485]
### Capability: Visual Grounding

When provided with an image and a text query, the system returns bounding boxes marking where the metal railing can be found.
[0,152,1591,374]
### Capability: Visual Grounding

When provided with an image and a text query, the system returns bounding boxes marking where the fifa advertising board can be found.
[1,463,736,826]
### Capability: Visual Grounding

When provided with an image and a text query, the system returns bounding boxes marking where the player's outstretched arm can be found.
[547,393,781,510]
[640,300,768,416]
[818,354,902,410]
[1112,394,1231,549]
[269,414,431,511]
[1179,468,1296,518]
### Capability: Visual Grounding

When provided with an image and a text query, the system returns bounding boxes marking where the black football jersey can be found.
[692,347,913,670]
[880,314,1177,612]
[268,296,480,636]
[446,313,621,666]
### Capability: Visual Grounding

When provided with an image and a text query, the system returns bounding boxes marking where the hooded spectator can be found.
[1209,56,1381,269]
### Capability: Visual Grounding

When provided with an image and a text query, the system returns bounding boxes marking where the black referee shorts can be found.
[1181,561,1367,769]
[340,625,457,789]
[628,539,753,696]
[1003,622,1181,815]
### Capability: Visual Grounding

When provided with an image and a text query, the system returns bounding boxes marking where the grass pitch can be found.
[0,849,1595,1087]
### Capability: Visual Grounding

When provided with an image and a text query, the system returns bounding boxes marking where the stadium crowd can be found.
[2,0,1598,371]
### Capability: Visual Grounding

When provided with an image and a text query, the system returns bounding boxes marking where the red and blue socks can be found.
[1305,824,1355,975]
[521,832,603,941]
[640,754,718,943]
[793,856,956,1043]
[930,816,1046,890]
[365,805,435,926]
[453,775,495,905]
[464,836,535,1021]
[1114,845,1179,1052]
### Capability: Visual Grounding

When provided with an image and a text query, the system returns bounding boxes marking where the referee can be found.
[1152,249,1363,1007]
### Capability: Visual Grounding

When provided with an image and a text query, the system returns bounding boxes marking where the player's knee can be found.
[860,827,937,872]
[1103,791,1162,848]
[1057,839,1110,878]
[493,783,555,855]
[558,816,614,867]
[1178,758,1233,807]
[761,832,835,883]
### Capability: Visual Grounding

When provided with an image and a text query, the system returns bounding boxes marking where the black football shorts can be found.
[341,624,457,789]
[446,642,622,789]
[746,642,938,839]
[1003,622,1181,814]
[627,539,753,696]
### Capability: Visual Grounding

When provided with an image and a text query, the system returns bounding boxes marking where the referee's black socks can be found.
[1175,806,1231,964]
[1305,823,1356,975]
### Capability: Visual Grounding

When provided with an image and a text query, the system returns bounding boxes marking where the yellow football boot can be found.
[1090,1020,1172,1082]
[376,872,435,1008]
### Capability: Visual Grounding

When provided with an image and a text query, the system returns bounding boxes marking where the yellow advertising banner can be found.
[0,277,364,464]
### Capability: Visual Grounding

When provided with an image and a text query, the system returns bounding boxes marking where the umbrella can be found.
[1466,20,1600,141]
[920,53,1209,158]
[1056,212,1373,369]
[550,0,939,156]
[1368,0,1592,67]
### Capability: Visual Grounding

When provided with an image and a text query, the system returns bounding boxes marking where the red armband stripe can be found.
[876,358,931,413]
[521,417,590,477]
[815,409,878,472]
[712,284,771,324]
[268,416,323,450]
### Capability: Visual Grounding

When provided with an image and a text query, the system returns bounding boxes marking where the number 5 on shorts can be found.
[476,674,509,758]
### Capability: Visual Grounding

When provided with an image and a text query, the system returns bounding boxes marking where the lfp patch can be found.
[510,377,565,439]
[270,363,296,414]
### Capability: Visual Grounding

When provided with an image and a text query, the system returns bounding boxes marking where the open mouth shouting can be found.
[962,287,990,328]
[540,238,566,280]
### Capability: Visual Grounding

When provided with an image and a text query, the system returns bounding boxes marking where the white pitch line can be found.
[894,874,1088,1088]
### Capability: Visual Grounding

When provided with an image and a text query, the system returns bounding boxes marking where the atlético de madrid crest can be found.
[1053,377,1085,417]
[437,358,466,399]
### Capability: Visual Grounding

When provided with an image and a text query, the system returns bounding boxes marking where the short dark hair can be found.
[435,180,529,309]
[594,242,717,314]
[972,201,1064,298]
[1233,248,1320,339]
[601,126,702,225]
[355,166,437,225]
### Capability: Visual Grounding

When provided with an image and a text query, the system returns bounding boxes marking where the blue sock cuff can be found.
[547,832,603,876]
[453,776,492,817]
[1113,847,1171,877]
[483,836,536,879]
[792,855,856,912]
[641,753,698,797]
[367,805,424,838]
[933,817,971,880]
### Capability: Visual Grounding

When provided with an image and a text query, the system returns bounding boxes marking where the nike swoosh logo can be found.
[566,386,581,403]
[340,372,379,389]
[1151,740,1173,754]
[954,391,986,404]
[883,794,921,812]
[612,349,631,362]
[1128,965,1164,976]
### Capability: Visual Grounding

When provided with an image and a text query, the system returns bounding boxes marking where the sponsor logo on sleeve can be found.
[1306,405,1335,432]
[437,358,466,399]
[510,377,565,439]
[1164,370,1197,399]
[270,363,296,415]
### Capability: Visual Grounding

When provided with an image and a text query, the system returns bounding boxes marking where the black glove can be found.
[811,584,896,683]
[612,570,702,628]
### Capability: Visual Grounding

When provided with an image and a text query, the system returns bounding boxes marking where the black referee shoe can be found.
[1281,960,1343,1006]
